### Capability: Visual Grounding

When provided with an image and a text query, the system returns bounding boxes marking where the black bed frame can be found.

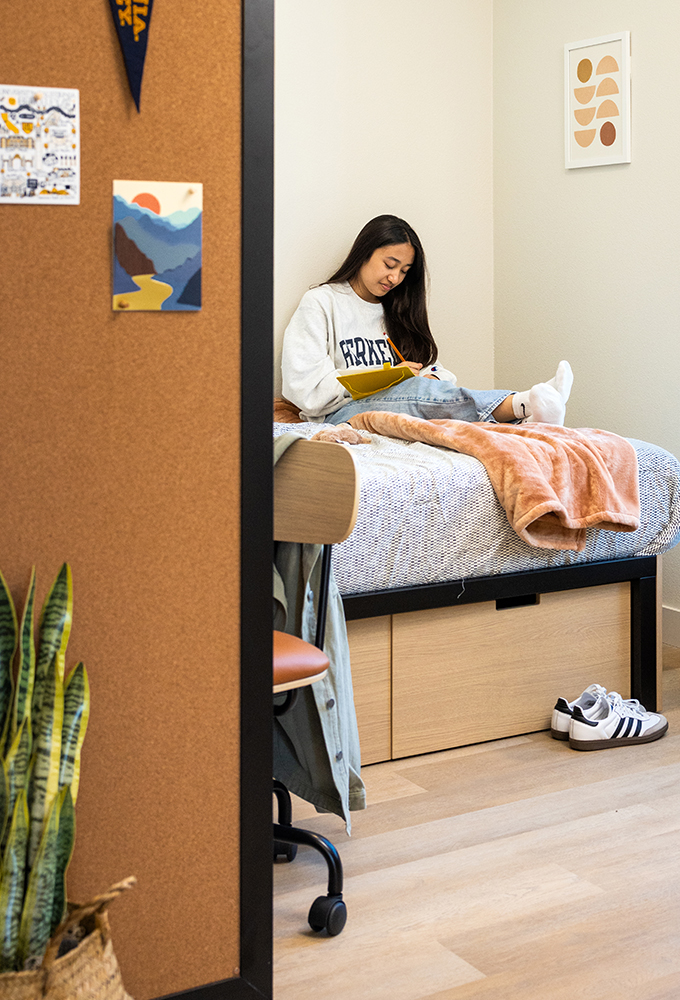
[342,554,659,712]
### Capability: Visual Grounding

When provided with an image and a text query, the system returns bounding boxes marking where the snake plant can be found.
[0,565,88,972]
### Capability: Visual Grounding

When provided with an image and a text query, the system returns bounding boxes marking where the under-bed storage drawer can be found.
[391,583,630,757]
[347,582,633,762]
[346,616,392,765]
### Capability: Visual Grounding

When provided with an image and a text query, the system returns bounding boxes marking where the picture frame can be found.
[565,32,630,169]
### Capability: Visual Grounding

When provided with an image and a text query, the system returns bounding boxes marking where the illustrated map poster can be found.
[113,180,203,311]
[0,85,80,204]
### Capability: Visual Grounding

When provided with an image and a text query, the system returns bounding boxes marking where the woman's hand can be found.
[395,361,435,378]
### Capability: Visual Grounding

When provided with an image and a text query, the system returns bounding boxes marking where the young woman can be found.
[281,215,573,426]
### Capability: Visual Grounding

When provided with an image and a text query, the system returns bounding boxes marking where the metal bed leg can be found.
[630,574,658,711]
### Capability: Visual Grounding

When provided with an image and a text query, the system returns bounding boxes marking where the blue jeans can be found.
[326,378,512,425]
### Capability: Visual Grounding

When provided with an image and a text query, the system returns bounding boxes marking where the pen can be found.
[384,334,406,364]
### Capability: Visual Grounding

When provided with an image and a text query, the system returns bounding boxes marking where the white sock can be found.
[547,360,574,404]
[526,384,565,425]
[511,361,573,423]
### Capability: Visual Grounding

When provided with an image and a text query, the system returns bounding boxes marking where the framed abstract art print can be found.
[565,32,631,169]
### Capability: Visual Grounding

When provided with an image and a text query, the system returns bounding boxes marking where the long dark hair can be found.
[325,215,437,366]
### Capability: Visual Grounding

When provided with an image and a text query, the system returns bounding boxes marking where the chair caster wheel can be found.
[308,894,347,936]
[273,840,297,862]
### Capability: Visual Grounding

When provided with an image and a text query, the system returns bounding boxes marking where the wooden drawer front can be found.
[347,616,392,764]
[391,584,631,758]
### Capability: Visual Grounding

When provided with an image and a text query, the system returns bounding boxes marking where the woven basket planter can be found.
[0,877,135,1000]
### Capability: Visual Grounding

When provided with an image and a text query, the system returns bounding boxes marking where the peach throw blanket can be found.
[274,397,303,423]
[347,411,640,551]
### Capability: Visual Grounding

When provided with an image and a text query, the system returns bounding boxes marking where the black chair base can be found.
[273,780,347,936]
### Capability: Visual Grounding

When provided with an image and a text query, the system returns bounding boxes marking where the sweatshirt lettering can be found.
[366,340,383,365]
[338,336,393,369]
[340,340,356,366]
[377,340,392,364]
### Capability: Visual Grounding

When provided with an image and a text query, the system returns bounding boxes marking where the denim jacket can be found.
[273,433,366,832]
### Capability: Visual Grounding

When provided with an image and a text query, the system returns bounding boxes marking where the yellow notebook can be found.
[336,362,415,400]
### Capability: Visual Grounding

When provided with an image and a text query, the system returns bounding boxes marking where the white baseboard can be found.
[663,606,680,648]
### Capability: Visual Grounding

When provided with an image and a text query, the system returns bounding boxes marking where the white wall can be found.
[274,0,495,396]
[493,1,680,621]
[275,0,680,631]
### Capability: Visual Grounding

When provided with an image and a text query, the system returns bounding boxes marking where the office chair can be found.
[273,438,359,936]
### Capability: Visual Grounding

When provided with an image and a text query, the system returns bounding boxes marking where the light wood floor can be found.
[274,646,680,1000]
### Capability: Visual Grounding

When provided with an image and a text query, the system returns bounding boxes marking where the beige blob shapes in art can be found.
[597,99,619,119]
[574,107,596,126]
[597,77,619,97]
[574,85,596,105]
[574,129,596,147]
[600,122,617,146]
[577,58,593,82]
[597,54,619,74]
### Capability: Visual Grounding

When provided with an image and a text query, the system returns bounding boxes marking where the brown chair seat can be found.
[273,630,329,693]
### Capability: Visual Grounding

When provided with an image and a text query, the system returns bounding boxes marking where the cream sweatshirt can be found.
[281,282,455,421]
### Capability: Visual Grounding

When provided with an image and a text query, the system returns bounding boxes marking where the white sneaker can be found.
[550,683,608,740]
[569,692,668,751]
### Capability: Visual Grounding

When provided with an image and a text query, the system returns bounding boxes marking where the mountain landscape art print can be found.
[112,179,202,310]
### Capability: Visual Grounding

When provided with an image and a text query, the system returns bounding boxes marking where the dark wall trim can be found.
[157,977,268,1000]
[238,0,274,994]
[155,1,274,998]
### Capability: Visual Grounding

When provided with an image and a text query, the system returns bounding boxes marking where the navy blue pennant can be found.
[108,0,154,112]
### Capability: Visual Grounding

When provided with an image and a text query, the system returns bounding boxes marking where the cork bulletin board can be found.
[1,2,241,998]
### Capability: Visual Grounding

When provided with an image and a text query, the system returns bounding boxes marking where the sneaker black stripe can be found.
[612,716,627,739]
[634,718,642,737]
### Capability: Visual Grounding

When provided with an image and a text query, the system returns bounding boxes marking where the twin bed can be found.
[274,418,680,764]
